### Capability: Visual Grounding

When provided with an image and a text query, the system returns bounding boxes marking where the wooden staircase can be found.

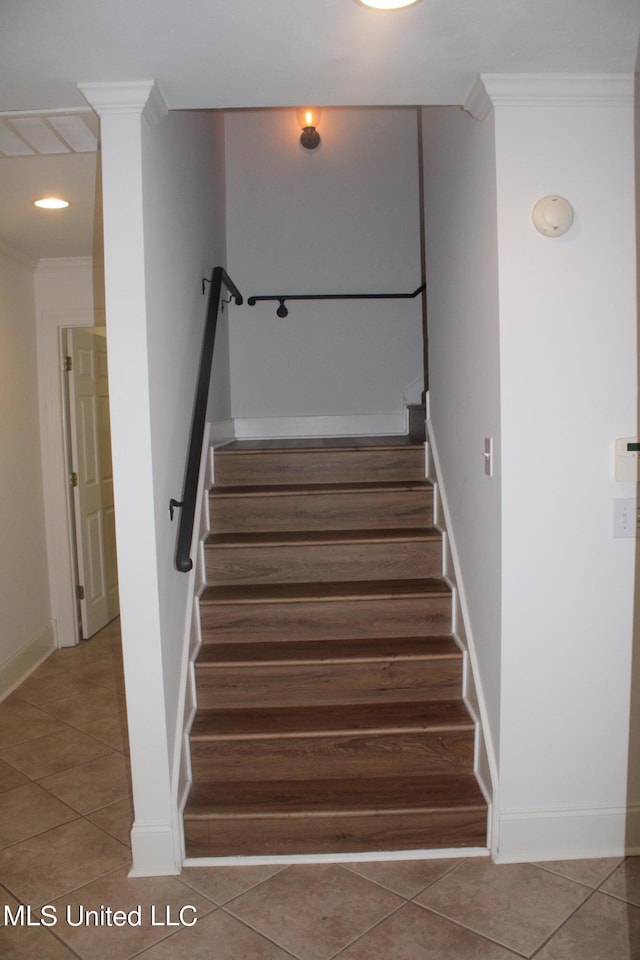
[183,436,487,857]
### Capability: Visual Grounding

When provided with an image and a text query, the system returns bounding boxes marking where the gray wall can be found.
[225,107,425,429]
[421,105,502,767]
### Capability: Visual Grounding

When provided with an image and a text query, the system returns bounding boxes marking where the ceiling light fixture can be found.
[33,197,70,209]
[357,0,422,9]
[296,107,321,150]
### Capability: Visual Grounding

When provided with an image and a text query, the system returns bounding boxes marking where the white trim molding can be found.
[464,78,493,122]
[184,847,490,869]
[426,418,498,850]
[233,413,406,440]
[465,72,634,121]
[78,80,168,127]
[0,622,56,703]
[129,823,180,877]
[35,303,105,647]
[210,419,236,448]
[496,804,631,863]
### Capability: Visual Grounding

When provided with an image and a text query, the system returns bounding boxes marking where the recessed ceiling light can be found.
[33,197,70,209]
[357,0,422,8]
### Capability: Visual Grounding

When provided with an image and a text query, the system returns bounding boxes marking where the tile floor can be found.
[1,619,640,959]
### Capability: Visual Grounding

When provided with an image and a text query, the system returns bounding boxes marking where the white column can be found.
[473,74,637,861]
[78,81,179,876]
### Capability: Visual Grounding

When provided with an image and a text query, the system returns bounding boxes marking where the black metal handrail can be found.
[247,282,426,318]
[171,266,242,573]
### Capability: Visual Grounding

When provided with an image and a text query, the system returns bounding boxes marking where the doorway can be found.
[63,326,119,638]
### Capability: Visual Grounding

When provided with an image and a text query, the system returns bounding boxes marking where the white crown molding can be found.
[479,73,634,109]
[77,80,168,126]
[463,77,493,121]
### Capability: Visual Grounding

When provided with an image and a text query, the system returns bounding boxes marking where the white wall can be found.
[628,49,640,847]
[421,105,502,784]
[484,76,637,860]
[225,108,424,436]
[80,82,228,875]
[0,246,53,698]
[422,77,637,862]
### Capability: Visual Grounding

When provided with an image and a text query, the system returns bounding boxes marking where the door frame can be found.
[36,306,106,647]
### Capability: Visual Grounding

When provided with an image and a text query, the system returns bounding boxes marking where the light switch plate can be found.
[614,498,639,538]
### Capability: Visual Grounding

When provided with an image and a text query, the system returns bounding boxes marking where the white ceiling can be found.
[1,0,638,260]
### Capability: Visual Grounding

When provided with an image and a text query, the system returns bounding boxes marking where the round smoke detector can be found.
[532,196,574,238]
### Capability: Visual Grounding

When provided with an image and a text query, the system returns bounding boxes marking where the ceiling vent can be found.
[0,111,99,158]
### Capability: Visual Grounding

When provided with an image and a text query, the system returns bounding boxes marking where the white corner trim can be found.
[210,418,236,447]
[78,80,168,126]
[233,413,406,440]
[479,73,633,108]
[495,804,630,863]
[129,823,181,877]
[0,622,56,703]
[464,77,493,121]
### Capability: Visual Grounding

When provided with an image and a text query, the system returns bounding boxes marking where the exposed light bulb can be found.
[296,107,321,130]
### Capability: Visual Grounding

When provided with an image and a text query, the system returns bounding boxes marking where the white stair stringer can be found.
[425,420,498,855]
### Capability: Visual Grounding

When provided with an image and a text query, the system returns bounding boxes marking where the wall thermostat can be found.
[615,437,640,481]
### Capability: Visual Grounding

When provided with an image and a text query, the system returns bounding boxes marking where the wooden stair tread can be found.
[212,480,432,498]
[185,432,488,855]
[196,636,461,666]
[206,528,441,548]
[200,578,451,605]
[185,774,486,819]
[190,699,473,740]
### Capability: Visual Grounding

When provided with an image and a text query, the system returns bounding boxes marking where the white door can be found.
[66,328,119,638]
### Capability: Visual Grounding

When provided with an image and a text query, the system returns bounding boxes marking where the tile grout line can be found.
[409,897,530,959]
[215,904,303,960]
[327,897,423,960]
[527,886,601,959]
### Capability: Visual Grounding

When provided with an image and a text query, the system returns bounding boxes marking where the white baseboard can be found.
[495,805,632,863]
[129,823,181,877]
[232,413,406,440]
[0,622,57,703]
